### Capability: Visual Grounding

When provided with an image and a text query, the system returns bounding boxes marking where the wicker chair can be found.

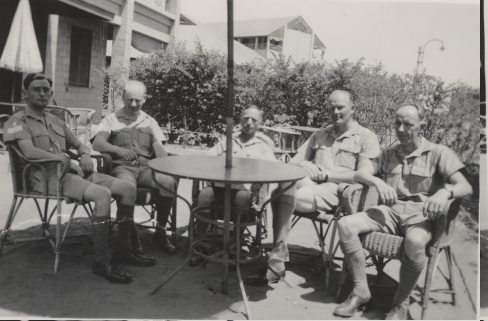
[336,184,461,319]
[0,145,94,272]
[98,152,178,245]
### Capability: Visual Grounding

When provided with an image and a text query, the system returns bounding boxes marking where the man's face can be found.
[327,91,354,127]
[394,106,423,147]
[240,108,261,136]
[123,86,146,115]
[25,79,52,109]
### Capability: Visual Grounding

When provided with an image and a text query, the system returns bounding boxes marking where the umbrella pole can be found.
[226,0,234,169]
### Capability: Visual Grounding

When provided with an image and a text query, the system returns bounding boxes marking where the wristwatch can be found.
[443,185,454,199]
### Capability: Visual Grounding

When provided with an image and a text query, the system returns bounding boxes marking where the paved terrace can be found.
[0,147,478,320]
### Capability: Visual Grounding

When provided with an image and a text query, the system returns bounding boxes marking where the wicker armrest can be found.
[99,152,114,175]
[342,183,380,215]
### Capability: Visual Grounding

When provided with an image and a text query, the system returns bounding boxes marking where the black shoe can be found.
[92,262,132,284]
[385,305,408,320]
[113,250,155,267]
[189,256,206,267]
[334,292,370,317]
[153,227,177,254]
[244,266,285,286]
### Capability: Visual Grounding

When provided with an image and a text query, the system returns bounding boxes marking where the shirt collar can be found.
[393,137,432,158]
[232,132,263,147]
[115,108,148,124]
[25,105,51,124]
[325,120,360,139]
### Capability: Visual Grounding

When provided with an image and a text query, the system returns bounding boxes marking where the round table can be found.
[148,155,306,318]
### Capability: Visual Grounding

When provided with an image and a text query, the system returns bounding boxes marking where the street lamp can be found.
[416,39,445,74]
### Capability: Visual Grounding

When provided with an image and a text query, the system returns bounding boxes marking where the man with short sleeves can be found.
[245,89,381,286]
[190,105,276,266]
[92,80,177,253]
[334,103,472,319]
[4,73,155,284]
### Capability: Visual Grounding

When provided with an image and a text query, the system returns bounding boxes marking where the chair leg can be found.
[336,259,349,301]
[54,199,62,273]
[421,248,440,320]
[0,196,21,255]
[444,246,456,306]
[61,205,79,245]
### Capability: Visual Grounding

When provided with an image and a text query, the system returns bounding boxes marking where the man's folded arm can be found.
[17,139,64,161]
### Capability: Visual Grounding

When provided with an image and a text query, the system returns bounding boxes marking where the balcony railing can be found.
[141,0,167,10]
[257,43,267,50]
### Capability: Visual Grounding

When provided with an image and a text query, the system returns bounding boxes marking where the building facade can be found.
[0,0,180,116]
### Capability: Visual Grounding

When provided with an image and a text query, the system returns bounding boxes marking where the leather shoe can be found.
[244,266,285,286]
[385,305,408,320]
[113,250,155,267]
[153,227,177,254]
[92,262,132,284]
[334,292,370,317]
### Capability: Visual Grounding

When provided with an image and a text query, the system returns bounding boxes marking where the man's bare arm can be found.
[17,139,64,160]
[153,141,168,158]
[92,134,137,161]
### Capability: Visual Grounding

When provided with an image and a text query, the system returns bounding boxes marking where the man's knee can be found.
[235,191,252,209]
[84,184,112,205]
[404,230,431,260]
[197,187,214,207]
[119,181,137,202]
[154,173,175,190]
[338,215,367,237]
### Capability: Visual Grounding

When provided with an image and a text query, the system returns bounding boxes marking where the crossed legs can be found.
[335,210,431,318]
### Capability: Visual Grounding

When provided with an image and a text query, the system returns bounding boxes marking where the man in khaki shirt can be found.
[92,80,177,254]
[334,104,472,319]
[246,90,380,286]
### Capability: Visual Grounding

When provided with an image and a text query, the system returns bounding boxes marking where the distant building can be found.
[204,16,326,63]
[0,0,180,117]
[176,14,263,64]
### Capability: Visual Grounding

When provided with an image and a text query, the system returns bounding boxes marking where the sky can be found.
[180,0,481,88]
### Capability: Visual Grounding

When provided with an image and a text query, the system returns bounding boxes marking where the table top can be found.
[260,126,301,135]
[290,126,321,133]
[149,156,307,184]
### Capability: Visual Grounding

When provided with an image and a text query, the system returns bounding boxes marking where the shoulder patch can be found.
[7,124,23,134]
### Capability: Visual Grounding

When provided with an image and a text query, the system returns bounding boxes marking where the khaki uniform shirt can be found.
[299,121,380,172]
[374,138,464,198]
[209,132,276,190]
[92,109,166,167]
[4,106,72,156]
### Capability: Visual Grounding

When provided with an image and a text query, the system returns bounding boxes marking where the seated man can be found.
[334,103,472,319]
[4,73,155,284]
[92,80,177,254]
[191,105,276,264]
[245,89,380,285]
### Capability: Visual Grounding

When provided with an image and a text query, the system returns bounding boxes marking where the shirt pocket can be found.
[335,140,361,170]
[30,128,52,152]
[312,144,332,167]
[409,165,434,194]
[137,127,153,148]
[51,123,66,152]
[382,162,402,186]
[112,128,133,147]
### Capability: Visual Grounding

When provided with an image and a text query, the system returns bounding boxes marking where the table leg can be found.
[222,183,230,294]
[150,170,194,296]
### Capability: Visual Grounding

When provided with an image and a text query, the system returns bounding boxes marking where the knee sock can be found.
[156,196,174,228]
[117,203,135,252]
[91,215,110,265]
[269,194,296,267]
[392,256,426,307]
[340,238,371,299]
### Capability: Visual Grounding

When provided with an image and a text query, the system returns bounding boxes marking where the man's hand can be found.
[423,188,451,220]
[116,148,138,161]
[70,162,84,177]
[79,154,94,174]
[375,179,398,207]
[298,161,323,181]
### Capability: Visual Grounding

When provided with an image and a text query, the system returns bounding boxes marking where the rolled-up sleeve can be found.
[358,131,380,161]
[3,116,31,143]
[150,118,167,143]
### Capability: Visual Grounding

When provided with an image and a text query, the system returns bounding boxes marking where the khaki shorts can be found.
[112,165,176,189]
[30,166,115,204]
[359,200,433,236]
[307,181,339,212]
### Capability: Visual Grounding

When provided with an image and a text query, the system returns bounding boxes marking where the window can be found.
[238,37,255,50]
[69,26,92,87]
[257,37,267,50]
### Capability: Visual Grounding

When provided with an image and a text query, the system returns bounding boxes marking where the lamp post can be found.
[416,39,445,74]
